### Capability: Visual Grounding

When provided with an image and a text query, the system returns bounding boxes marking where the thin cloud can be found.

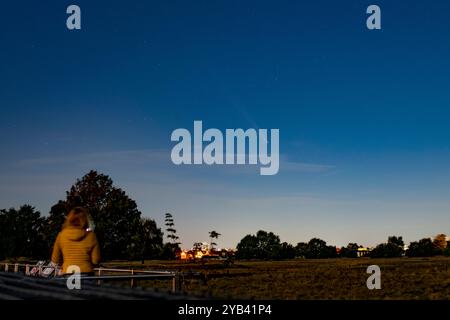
[16,149,170,167]
[282,160,334,173]
[17,149,334,174]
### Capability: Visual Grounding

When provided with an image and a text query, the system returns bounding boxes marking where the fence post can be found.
[25,264,30,275]
[97,268,102,286]
[14,263,18,273]
[4,263,8,272]
[56,266,61,277]
[130,269,135,288]
[172,272,181,293]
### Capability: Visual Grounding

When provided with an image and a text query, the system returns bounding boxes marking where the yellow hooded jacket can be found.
[51,226,101,274]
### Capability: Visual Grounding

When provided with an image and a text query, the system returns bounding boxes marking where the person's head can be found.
[63,207,89,230]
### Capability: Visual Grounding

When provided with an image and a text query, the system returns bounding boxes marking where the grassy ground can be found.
[104,257,450,300]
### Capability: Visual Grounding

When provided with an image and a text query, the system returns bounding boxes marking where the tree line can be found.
[235,231,450,260]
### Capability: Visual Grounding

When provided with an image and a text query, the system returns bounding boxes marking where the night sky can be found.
[1,0,450,248]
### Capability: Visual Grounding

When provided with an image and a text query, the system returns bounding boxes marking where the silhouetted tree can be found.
[135,218,164,263]
[433,234,447,255]
[276,242,296,259]
[46,171,154,260]
[163,213,181,259]
[339,243,359,258]
[209,230,221,250]
[0,205,47,259]
[236,230,287,260]
[388,236,404,248]
[165,213,180,244]
[42,200,67,255]
[295,242,308,258]
[236,234,259,259]
[406,238,434,257]
[304,238,337,259]
[370,236,404,258]
[444,245,450,257]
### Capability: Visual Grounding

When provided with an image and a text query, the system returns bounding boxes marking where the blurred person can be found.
[51,207,101,275]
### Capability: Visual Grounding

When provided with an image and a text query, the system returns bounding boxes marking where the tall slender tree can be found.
[162,213,181,259]
[209,230,221,250]
[164,213,180,245]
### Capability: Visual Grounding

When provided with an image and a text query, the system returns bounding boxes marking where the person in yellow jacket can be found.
[51,207,101,275]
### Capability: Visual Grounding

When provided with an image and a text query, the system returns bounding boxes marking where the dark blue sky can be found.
[1,1,450,248]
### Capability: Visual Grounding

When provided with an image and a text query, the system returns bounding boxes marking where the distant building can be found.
[357,247,370,257]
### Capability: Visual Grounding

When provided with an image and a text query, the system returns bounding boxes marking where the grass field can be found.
[105,257,450,300]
